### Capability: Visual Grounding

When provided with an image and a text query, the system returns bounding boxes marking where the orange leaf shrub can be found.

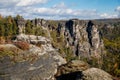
[14,41,29,50]
[0,47,4,51]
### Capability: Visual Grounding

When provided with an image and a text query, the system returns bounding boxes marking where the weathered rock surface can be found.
[0,52,66,80]
[17,17,26,34]
[0,35,66,80]
[57,20,104,58]
[56,60,89,80]
[57,60,89,75]
[82,68,113,80]
[17,18,105,59]
[16,34,51,44]
[55,60,113,80]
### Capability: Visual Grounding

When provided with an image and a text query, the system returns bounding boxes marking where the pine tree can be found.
[0,25,5,36]
[25,20,34,34]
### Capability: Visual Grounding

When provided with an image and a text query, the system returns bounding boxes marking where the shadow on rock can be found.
[55,71,83,80]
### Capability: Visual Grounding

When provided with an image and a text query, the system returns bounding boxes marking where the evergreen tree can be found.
[25,20,34,34]
[0,25,5,36]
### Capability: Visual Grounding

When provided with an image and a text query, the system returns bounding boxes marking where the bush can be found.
[0,37,5,44]
[0,47,4,51]
[102,37,120,77]
[0,47,14,57]
[14,41,29,50]
[34,27,49,37]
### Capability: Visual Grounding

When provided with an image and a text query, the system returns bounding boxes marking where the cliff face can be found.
[57,20,104,58]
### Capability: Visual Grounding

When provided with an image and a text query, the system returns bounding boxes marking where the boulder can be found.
[82,68,113,80]
[16,34,51,45]
[0,41,66,80]
[56,60,89,80]
[55,61,113,80]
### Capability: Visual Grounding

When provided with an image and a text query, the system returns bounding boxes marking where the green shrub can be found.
[102,37,120,77]
[34,27,48,37]
[0,48,14,57]
[114,69,120,77]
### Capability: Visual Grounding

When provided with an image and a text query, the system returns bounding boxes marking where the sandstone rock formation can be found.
[31,18,47,27]
[16,34,51,45]
[56,60,89,76]
[17,17,26,34]
[55,60,113,80]
[17,18,105,59]
[82,68,113,80]
[0,34,66,80]
[57,20,104,58]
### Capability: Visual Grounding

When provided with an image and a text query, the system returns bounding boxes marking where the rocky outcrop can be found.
[31,19,47,27]
[16,18,105,58]
[57,20,104,58]
[0,51,66,80]
[17,17,26,34]
[16,34,51,44]
[82,68,113,80]
[55,60,113,80]
[0,34,66,80]
[56,60,89,76]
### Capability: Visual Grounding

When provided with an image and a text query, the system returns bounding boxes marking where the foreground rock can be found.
[0,51,66,80]
[0,35,66,80]
[56,60,89,80]
[82,68,113,80]
[56,60,113,80]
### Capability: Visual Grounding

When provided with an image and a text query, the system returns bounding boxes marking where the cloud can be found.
[0,1,119,20]
[116,6,120,12]
[0,6,99,19]
[22,6,99,19]
[99,6,120,19]
[0,8,15,16]
[100,13,118,18]
[0,0,17,8]
[0,1,99,19]
[0,0,49,17]
[0,0,48,8]
[52,2,66,9]
[16,0,48,6]
[115,6,120,17]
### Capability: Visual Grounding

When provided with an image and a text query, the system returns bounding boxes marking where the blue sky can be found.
[0,0,120,20]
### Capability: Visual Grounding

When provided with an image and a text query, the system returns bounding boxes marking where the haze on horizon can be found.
[0,0,120,20]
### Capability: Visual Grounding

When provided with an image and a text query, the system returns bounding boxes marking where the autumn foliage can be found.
[14,41,29,50]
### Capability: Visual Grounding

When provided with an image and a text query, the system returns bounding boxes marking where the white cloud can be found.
[22,6,99,19]
[0,8,15,16]
[16,0,48,6]
[0,0,48,8]
[100,13,118,18]
[0,1,119,20]
[115,6,120,17]
[0,1,97,19]
[0,5,99,19]
[53,2,66,9]
[0,0,17,8]
[116,6,120,12]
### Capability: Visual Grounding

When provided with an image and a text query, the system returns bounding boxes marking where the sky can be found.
[0,0,120,20]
